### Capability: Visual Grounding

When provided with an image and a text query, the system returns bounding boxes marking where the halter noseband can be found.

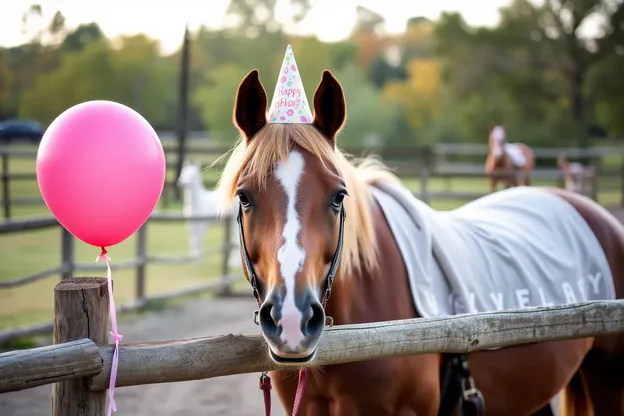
[235,202,346,312]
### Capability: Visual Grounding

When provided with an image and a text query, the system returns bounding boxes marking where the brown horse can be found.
[215,68,624,415]
[558,153,586,194]
[485,125,535,193]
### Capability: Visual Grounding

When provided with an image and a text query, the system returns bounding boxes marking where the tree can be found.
[0,51,14,117]
[349,6,388,69]
[381,58,445,143]
[61,23,104,52]
[534,0,624,144]
[225,0,311,36]
[193,63,250,142]
[18,36,177,128]
[18,40,117,124]
[110,35,177,129]
[334,63,405,147]
[587,54,624,136]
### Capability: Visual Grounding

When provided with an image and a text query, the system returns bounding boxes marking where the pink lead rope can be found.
[260,368,308,416]
[95,247,122,416]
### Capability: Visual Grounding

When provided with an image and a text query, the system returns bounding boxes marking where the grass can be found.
[0,143,622,334]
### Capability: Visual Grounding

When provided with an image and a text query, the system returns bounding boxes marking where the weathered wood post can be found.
[1,151,10,219]
[419,146,432,205]
[53,277,109,416]
[588,155,600,201]
[60,228,75,280]
[135,225,147,304]
[219,215,233,296]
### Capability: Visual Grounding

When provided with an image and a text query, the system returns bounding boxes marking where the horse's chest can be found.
[296,358,439,416]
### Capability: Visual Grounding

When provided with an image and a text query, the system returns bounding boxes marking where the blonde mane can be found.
[212,124,400,276]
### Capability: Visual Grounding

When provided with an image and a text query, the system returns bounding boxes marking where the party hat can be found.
[267,45,313,124]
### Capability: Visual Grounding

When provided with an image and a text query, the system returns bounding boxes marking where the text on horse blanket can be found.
[369,183,615,318]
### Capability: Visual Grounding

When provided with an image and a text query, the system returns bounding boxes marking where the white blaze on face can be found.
[275,150,307,349]
[491,126,505,158]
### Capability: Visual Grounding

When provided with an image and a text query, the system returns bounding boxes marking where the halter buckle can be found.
[461,376,481,399]
[253,310,260,325]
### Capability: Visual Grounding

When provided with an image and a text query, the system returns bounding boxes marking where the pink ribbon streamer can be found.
[96,248,122,416]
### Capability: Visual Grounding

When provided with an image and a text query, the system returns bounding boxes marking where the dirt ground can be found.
[0,295,286,416]
[2,206,624,416]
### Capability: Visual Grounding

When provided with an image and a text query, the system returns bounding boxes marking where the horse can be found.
[177,160,239,268]
[485,125,535,193]
[557,154,586,194]
[216,68,624,415]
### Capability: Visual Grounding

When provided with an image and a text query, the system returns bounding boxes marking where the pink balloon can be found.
[36,100,166,248]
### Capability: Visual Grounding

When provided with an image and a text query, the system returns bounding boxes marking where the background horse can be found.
[558,153,586,194]
[485,125,535,192]
[217,69,624,415]
[177,160,239,268]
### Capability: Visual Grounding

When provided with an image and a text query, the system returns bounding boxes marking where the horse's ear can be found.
[233,69,268,143]
[313,70,346,145]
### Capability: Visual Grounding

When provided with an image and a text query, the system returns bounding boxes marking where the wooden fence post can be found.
[52,277,109,416]
[219,215,233,296]
[620,161,624,207]
[1,152,10,219]
[162,179,169,209]
[419,145,432,205]
[61,228,75,280]
[135,225,147,303]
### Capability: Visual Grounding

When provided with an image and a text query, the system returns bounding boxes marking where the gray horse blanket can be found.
[369,182,615,317]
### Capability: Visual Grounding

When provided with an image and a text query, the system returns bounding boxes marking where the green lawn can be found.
[0,143,622,332]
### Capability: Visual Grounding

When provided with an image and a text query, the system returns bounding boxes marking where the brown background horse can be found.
[216,68,624,415]
[485,125,535,193]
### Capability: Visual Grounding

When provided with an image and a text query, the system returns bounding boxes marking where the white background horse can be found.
[177,160,240,269]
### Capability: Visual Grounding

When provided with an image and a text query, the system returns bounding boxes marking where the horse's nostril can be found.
[302,301,325,337]
[259,301,280,336]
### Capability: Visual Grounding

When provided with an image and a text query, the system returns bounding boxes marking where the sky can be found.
[0,0,520,54]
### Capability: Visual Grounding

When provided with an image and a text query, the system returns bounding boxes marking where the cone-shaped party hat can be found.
[267,45,313,124]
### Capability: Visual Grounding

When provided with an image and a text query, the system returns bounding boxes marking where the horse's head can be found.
[218,69,351,365]
[177,161,202,188]
[489,125,506,161]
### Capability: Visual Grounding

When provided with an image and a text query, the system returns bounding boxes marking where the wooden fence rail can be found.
[1,277,624,416]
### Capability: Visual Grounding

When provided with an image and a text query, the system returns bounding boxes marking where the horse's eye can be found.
[237,191,252,208]
[331,191,346,209]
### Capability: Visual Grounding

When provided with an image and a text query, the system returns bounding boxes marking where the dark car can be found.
[0,119,44,144]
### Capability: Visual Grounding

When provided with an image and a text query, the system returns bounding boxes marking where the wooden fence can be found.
[0,142,620,343]
[1,277,624,415]
[2,143,621,218]
[0,213,241,344]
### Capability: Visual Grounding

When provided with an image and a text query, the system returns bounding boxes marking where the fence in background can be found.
[0,213,241,344]
[0,277,623,415]
[2,143,621,218]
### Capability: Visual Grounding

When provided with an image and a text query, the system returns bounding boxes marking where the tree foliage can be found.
[3,0,624,147]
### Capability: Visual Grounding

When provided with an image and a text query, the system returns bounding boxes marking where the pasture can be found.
[1,141,622,335]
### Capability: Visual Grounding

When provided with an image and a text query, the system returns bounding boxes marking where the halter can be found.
[236,202,346,310]
[235,201,346,416]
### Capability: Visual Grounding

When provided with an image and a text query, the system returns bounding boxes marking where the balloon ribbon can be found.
[96,247,122,416]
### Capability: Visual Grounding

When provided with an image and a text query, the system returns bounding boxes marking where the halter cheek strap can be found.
[236,202,346,309]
